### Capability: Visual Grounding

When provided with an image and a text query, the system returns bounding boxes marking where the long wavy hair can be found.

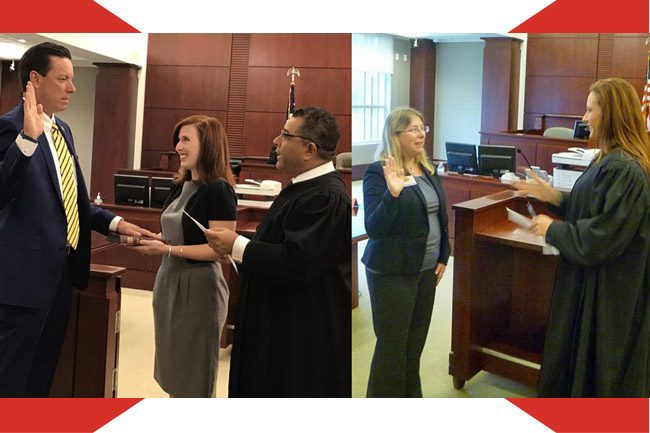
[375,107,434,175]
[589,78,650,175]
[171,115,235,186]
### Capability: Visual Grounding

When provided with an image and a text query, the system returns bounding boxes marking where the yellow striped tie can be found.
[52,123,79,250]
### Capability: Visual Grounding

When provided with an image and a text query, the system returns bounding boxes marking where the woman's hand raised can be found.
[383,155,405,198]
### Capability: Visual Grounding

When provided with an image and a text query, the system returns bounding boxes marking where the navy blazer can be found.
[0,102,115,308]
[361,161,450,275]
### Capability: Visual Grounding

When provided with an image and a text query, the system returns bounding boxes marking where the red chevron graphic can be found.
[509,398,649,433]
[0,398,142,432]
[0,0,138,32]
[512,0,648,32]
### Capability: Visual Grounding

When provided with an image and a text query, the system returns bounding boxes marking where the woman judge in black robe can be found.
[515,78,650,397]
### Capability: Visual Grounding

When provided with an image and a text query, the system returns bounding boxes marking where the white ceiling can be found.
[0,34,128,66]
[393,33,524,43]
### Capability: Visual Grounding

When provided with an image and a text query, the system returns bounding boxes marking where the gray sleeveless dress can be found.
[152,181,229,397]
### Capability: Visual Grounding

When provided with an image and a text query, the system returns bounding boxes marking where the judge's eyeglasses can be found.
[280,131,321,148]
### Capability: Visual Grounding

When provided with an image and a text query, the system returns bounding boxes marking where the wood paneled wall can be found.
[90,64,139,202]
[480,38,521,136]
[142,34,351,169]
[410,40,436,154]
[524,33,649,129]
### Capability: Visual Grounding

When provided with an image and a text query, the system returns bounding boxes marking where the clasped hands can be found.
[129,227,239,262]
[512,169,559,237]
[117,221,163,256]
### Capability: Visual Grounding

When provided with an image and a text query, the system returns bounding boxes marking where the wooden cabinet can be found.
[50,265,125,397]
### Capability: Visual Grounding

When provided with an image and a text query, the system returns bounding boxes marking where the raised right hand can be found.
[23,82,44,140]
[383,155,405,198]
[513,169,563,206]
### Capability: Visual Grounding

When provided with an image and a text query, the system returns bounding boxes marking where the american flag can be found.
[287,80,295,119]
[642,43,650,131]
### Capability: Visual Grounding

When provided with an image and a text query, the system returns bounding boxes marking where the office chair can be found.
[543,127,574,140]
[335,152,352,169]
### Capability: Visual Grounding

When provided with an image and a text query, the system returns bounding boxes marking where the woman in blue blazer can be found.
[362,107,451,397]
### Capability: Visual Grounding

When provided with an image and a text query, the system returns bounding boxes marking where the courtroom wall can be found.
[524,33,649,129]
[433,42,484,160]
[0,61,97,184]
[58,67,97,184]
[142,33,351,169]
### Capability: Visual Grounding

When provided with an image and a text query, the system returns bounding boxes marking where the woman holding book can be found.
[134,115,237,397]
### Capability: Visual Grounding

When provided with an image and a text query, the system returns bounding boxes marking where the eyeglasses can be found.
[399,125,430,135]
[280,131,320,148]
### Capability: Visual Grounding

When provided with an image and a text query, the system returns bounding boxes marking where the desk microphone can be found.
[516,148,533,169]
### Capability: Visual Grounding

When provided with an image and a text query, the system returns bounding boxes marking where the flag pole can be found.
[286,67,300,119]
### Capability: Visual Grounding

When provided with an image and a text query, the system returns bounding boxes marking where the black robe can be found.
[538,150,650,397]
[228,171,351,397]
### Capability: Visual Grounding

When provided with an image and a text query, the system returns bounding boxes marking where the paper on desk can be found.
[182,210,239,273]
[506,207,532,230]
[506,208,560,256]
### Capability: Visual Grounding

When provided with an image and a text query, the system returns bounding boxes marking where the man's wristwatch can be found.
[20,131,38,143]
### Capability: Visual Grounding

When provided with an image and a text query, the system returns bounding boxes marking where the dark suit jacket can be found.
[0,102,115,308]
[361,161,450,275]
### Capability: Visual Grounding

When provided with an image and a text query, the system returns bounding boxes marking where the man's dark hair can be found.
[18,42,72,91]
[293,107,340,160]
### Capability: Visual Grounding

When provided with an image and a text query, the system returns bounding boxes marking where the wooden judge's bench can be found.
[449,190,558,389]
[480,128,590,173]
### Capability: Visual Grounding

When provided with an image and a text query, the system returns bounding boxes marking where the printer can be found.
[234,179,282,209]
[551,148,600,190]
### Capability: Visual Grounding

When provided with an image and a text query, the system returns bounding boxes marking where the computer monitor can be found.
[445,142,478,175]
[478,145,517,178]
[150,176,174,208]
[573,120,589,140]
[114,174,149,207]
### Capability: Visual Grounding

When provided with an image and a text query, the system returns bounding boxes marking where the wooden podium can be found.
[50,264,125,397]
[448,190,557,389]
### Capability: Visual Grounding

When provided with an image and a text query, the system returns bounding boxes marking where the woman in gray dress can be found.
[135,115,237,397]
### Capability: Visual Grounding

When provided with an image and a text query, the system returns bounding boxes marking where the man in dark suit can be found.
[0,42,153,397]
